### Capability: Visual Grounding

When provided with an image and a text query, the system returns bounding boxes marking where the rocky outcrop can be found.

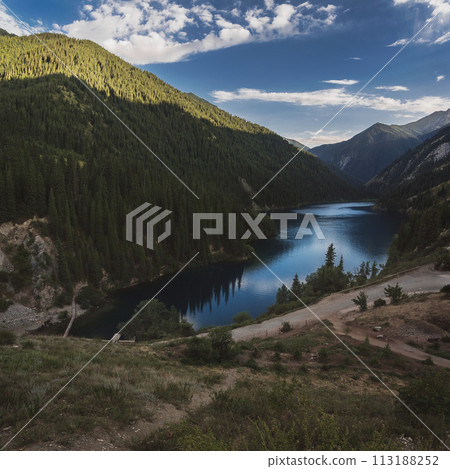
[0,218,65,331]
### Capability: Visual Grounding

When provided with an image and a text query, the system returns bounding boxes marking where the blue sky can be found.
[1,0,449,146]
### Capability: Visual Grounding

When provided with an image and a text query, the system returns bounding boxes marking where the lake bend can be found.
[71,202,401,338]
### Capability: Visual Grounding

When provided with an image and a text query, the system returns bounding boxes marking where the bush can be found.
[373,298,386,308]
[384,283,403,305]
[57,310,69,320]
[280,321,292,333]
[352,291,368,311]
[318,348,329,363]
[179,319,194,337]
[398,371,450,418]
[435,250,450,271]
[22,340,35,350]
[233,311,252,325]
[0,328,16,345]
[209,327,234,362]
[0,295,12,313]
[186,336,213,363]
[153,382,193,406]
[119,299,193,341]
[75,285,103,309]
[11,245,32,291]
[440,284,450,296]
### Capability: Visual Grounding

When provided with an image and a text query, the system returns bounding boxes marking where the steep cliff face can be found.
[0,218,65,331]
[367,125,450,196]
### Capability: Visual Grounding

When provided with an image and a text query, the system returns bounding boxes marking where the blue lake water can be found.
[71,202,401,338]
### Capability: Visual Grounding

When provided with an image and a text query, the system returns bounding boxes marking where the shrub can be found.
[22,340,35,350]
[179,320,195,337]
[209,327,234,362]
[186,336,213,362]
[0,295,12,313]
[440,284,450,296]
[119,299,193,341]
[0,328,16,345]
[75,285,103,309]
[10,245,32,290]
[352,291,368,311]
[435,250,450,271]
[57,310,69,320]
[233,311,252,325]
[384,283,403,305]
[398,371,450,417]
[318,348,329,363]
[280,321,292,333]
[373,298,386,308]
[153,381,193,406]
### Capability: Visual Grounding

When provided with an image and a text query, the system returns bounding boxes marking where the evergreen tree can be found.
[276,285,290,305]
[325,244,336,267]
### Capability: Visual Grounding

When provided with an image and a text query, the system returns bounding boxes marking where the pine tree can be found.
[325,243,336,267]
[276,285,290,305]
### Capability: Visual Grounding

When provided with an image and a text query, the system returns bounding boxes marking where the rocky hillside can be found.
[0,218,66,331]
[367,125,450,195]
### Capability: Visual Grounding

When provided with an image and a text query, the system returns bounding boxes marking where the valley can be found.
[0,20,449,454]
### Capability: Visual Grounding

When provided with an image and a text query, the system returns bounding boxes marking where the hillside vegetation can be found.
[0,33,360,308]
[370,126,450,268]
[1,318,449,450]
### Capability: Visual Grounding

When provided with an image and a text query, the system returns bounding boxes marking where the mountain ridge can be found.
[311,110,450,182]
[0,32,361,312]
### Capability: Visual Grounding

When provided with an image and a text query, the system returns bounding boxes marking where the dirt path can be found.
[231,264,450,366]
[329,309,450,369]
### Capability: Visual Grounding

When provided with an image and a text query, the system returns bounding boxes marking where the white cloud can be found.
[437,74,445,81]
[389,0,450,46]
[322,79,359,85]
[52,0,338,64]
[291,129,353,146]
[0,4,44,35]
[346,56,362,60]
[433,31,450,43]
[375,85,409,91]
[387,38,408,47]
[211,86,450,115]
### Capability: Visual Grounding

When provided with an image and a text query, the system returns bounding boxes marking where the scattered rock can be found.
[373,326,382,332]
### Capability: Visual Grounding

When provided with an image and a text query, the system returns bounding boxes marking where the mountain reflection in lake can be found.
[71,202,401,338]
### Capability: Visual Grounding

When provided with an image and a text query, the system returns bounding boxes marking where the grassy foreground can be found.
[0,311,449,450]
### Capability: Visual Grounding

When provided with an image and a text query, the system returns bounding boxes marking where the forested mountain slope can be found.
[367,125,450,196]
[0,33,360,304]
[372,127,450,266]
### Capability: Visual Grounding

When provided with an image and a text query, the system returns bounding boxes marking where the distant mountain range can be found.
[310,110,450,183]
[368,124,450,203]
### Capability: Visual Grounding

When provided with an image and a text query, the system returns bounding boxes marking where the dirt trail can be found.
[231,264,450,366]
[329,310,450,369]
